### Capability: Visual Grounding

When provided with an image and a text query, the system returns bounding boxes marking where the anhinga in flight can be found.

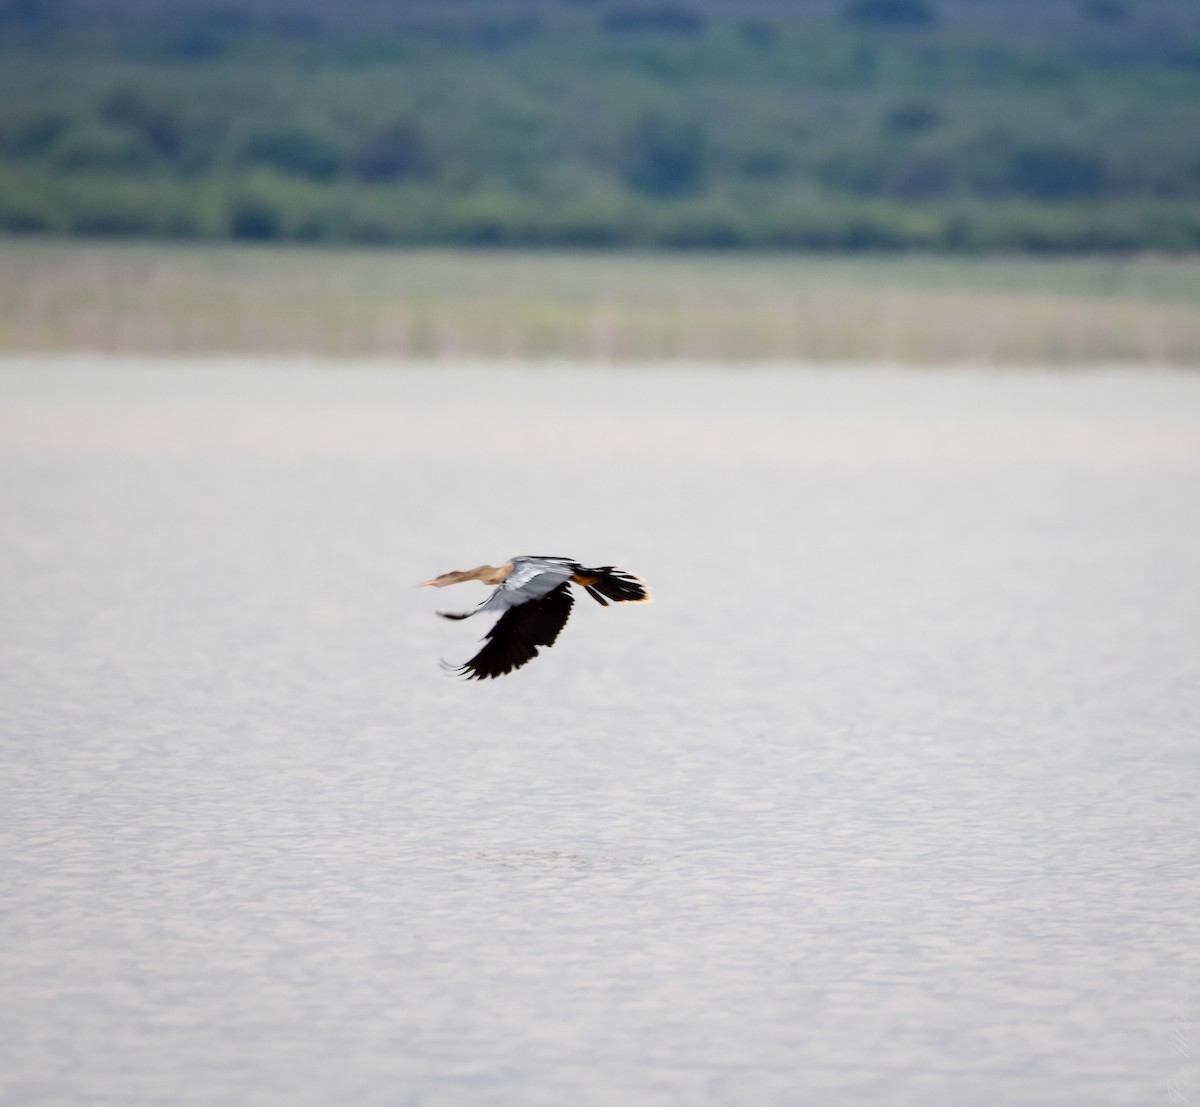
[420,555,651,679]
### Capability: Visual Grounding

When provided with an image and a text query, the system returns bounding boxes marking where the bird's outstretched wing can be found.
[449,582,575,680]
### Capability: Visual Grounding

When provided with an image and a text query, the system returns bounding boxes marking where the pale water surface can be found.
[1,358,1197,1107]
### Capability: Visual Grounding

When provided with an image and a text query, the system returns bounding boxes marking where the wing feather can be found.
[453,582,574,680]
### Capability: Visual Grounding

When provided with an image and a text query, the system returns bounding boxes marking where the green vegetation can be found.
[1,0,1199,251]
[4,240,1199,364]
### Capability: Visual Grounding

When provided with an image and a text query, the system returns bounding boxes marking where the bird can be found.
[420,555,651,679]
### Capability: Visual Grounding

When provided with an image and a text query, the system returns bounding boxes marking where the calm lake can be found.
[2,357,1197,1106]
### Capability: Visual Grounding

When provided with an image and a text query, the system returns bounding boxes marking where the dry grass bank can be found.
[1,241,1198,365]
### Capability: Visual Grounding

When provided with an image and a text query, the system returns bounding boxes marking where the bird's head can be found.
[419,570,467,588]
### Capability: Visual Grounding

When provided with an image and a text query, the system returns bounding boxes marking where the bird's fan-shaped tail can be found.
[575,566,651,606]
[451,582,575,680]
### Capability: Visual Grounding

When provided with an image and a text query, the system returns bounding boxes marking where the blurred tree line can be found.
[1,0,1199,250]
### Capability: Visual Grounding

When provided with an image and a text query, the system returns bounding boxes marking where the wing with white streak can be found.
[478,556,577,614]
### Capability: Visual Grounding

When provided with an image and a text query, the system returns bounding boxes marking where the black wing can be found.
[451,582,575,680]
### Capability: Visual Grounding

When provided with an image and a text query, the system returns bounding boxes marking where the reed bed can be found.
[1,240,1198,365]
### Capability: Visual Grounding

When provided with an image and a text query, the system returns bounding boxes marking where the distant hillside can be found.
[1,0,1199,249]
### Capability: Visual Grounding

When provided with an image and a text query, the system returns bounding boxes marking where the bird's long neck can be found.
[474,563,511,585]
[445,563,510,586]
[421,562,513,588]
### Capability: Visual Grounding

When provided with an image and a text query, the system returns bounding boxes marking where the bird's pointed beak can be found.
[418,577,448,587]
